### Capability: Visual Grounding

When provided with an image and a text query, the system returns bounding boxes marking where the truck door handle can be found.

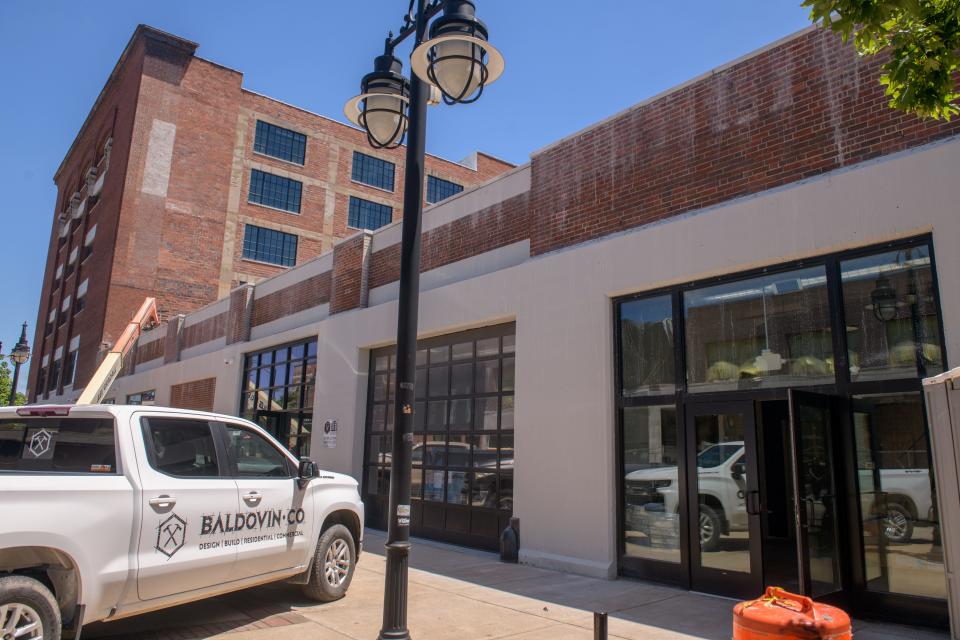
[242,492,262,505]
[148,495,176,508]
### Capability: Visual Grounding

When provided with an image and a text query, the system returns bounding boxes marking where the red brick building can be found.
[28,25,512,401]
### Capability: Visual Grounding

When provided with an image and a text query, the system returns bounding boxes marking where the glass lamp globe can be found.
[362,93,406,148]
[344,53,410,149]
[411,0,503,104]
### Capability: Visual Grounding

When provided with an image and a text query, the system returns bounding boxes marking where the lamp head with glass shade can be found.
[411,0,504,104]
[10,322,30,366]
[344,52,411,149]
[867,274,900,322]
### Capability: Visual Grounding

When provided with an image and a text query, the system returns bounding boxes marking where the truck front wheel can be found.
[0,575,61,640]
[883,503,914,544]
[699,505,723,552]
[302,524,356,602]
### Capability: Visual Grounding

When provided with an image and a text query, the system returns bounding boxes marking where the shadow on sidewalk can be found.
[83,582,316,639]
[362,528,950,640]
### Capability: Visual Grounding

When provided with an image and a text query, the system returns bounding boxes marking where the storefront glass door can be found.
[788,390,842,598]
[686,401,763,598]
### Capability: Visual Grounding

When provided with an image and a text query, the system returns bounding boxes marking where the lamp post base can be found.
[378,541,412,640]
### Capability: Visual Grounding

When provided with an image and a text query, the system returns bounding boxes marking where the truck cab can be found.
[0,404,363,640]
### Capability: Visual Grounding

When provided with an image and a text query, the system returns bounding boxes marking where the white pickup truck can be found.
[0,404,364,640]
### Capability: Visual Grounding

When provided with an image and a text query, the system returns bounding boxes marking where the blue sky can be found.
[0,1,812,392]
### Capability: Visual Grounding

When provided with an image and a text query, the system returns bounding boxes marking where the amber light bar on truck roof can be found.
[16,405,72,417]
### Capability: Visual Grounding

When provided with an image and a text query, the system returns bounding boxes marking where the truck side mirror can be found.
[731,462,746,481]
[298,457,318,488]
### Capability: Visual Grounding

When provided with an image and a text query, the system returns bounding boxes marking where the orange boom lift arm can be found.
[76,298,159,405]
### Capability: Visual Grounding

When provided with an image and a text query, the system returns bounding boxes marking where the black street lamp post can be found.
[344,2,503,638]
[7,323,31,406]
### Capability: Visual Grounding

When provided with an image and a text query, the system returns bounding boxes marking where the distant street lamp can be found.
[6,322,31,406]
[343,2,503,639]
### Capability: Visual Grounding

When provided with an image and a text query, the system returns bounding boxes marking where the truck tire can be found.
[699,505,723,552]
[302,524,356,602]
[0,575,61,640]
[883,502,914,544]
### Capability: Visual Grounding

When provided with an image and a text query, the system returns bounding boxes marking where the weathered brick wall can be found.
[367,27,960,293]
[170,377,217,411]
[529,28,960,255]
[368,191,531,290]
[251,272,332,327]
[226,285,254,344]
[329,233,371,314]
[112,40,241,325]
[135,337,166,364]
[181,312,228,349]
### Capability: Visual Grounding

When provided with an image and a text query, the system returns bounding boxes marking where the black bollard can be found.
[594,611,608,640]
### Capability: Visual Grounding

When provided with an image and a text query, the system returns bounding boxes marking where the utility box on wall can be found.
[923,366,960,640]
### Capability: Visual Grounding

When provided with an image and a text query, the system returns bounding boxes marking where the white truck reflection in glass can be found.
[625,443,931,553]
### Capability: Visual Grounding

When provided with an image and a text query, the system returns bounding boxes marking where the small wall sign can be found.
[322,419,338,448]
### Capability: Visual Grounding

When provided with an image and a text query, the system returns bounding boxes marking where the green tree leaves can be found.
[0,360,27,406]
[804,0,960,119]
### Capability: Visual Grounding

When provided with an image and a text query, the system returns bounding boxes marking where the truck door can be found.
[219,422,316,580]
[134,415,239,601]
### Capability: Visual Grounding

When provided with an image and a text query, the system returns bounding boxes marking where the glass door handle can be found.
[746,491,762,515]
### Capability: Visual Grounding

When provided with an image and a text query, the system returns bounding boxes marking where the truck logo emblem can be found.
[156,514,187,558]
[28,429,53,458]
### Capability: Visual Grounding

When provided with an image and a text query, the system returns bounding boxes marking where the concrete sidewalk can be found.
[86,530,950,640]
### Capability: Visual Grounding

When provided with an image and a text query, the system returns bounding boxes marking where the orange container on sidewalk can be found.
[733,587,852,640]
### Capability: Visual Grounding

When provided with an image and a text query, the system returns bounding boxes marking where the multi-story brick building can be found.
[28,24,513,402]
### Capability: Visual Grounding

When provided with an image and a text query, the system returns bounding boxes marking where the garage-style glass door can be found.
[364,323,515,550]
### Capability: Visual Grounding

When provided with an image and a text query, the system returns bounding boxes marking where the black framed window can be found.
[620,295,676,397]
[426,175,464,204]
[63,350,78,387]
[48,359,61,393]
[36,368,46,397]
[364,324,515,550]
[240,338,317,457]
[622,404,681,563]
[348,196,393,230]
[352,152,395,191]
[248,169,302,213]
[684,265,833,392]
[127,390,156,406]
[242,224,298,267]
[253,120,306,165]
[852,392,945,600]
[840,245,944,381]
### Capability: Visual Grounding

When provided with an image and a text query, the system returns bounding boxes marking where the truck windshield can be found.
[697,443,741,468]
